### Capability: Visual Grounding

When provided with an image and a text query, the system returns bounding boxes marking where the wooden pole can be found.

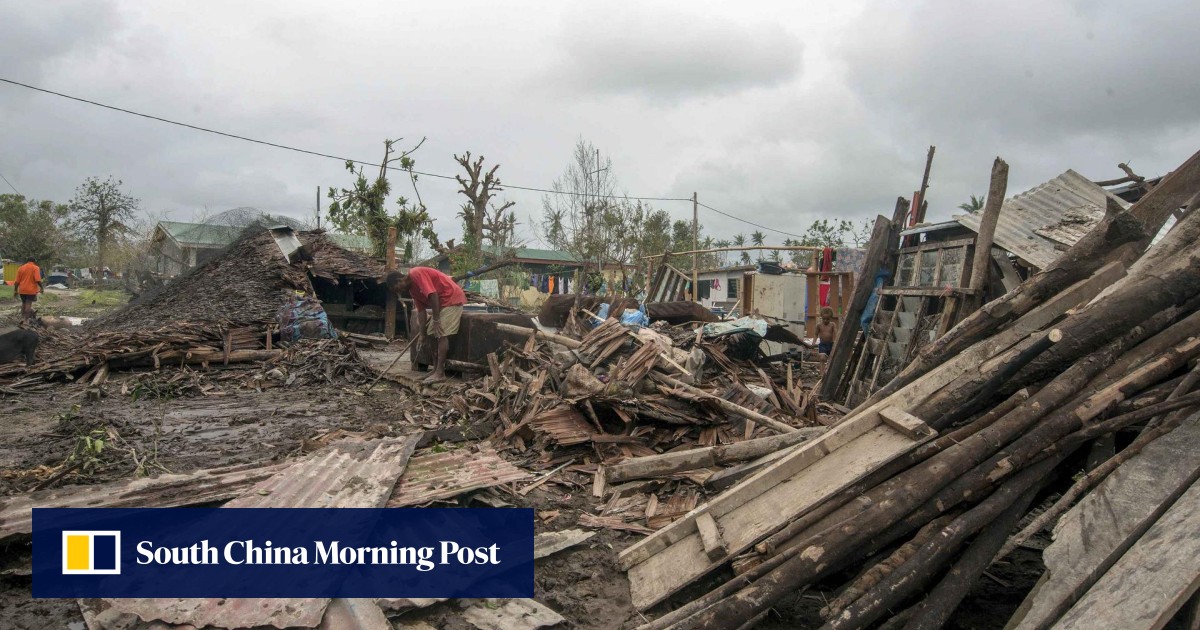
[315,186,322,230]
[607,427,826,483]
[692,192,699,302]
[915,145,936,225]
[495,323,581,349]
[650,372,797,434]
[966,157,1008,302]
[817,215,892,401]
[385,226,398,340]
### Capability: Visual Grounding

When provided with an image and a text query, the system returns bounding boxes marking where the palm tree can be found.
[958,195,985,213]
[714,239,731,267]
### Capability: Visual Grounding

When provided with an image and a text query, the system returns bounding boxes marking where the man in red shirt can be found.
[386,267,466,382]
[13,256,43,323]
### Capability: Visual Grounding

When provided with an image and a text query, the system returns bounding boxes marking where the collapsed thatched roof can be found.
[93,228,383,334]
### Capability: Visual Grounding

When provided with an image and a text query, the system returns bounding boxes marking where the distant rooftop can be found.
[155,221,246,247]
[154,220,373,253]
[480,245,582,264]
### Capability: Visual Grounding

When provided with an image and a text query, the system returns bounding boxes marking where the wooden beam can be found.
[606,427,826,484]
[1127,148,1200,240]
[1053,478,1200,630]
[878,287,980,297]
[639,245,831,260]
[992,247,1022,292]
[896,237,976,255]
[696,513,727,561]
[879,406,935,440]
[650,373,797,435]
[495,323,580,349]
[621,414,934,610]
[1009,410,1200,630]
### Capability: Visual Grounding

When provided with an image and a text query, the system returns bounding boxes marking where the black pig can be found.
[0,329,39,366]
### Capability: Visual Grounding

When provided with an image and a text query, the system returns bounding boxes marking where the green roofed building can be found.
[150,221,248,276]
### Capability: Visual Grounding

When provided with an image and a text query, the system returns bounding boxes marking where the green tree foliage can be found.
[639,209,673,259]
[327,138,437,261]
[67,176,140,270]
[0,194,72,263]
[671,219,695,259]
[958,194,985,213]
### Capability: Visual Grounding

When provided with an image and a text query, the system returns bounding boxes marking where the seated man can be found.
[386,267,466,383]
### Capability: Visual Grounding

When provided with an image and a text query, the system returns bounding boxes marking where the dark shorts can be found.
[20,294,36,304]
[818,341,833,355]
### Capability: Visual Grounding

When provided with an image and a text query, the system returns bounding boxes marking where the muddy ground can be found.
[0,370,1047,630]
[0,295,1048,630]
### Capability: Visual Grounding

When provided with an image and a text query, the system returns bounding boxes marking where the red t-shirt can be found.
[407,267,466,310]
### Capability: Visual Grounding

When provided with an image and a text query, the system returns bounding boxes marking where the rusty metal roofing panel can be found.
[387,444,532,508]
[0,462,289,543]
[954,170,1129,270]
[529,406,597,446]
[102,436,421,630]
[316,598,391,630]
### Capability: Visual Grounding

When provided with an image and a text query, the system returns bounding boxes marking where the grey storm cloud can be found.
[1,0,1198,248]
[0,1,119,84]
[548,6,804,101]
[838,1,1200,145]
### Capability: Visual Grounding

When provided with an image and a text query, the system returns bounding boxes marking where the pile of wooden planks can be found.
[628,149,1200,630]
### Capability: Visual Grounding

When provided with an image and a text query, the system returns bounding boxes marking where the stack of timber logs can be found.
[628,149,1200,630]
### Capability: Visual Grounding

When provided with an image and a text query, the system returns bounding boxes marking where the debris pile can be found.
[370,310,832,536]
[624,151,1200,629]
[0,229,382,391]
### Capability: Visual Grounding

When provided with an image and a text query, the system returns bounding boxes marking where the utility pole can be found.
[586,149,608,292]
[315,186,322,230]
[692,192,699,302]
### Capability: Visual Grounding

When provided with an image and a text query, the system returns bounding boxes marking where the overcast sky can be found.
[3,0,1198,247]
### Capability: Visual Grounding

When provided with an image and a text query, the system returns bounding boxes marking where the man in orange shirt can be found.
[13,256,43,323]
[386,267,466,383]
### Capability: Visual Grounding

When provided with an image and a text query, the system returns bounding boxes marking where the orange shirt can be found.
[14,262,42,295]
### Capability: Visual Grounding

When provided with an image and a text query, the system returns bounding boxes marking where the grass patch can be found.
[77,289,125,307]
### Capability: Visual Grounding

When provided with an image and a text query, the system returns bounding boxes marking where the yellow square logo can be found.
[62,531,121,575]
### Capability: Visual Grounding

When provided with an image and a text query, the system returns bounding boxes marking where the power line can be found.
[698,202,805,239]
[0,77,804,235]
[0,170,20,196]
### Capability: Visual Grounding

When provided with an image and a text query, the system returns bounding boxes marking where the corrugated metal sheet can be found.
[388,445,531,507]
[102,436,421,630]
[529,406,597,446]
[954,170,1129,270]
[0,462,289,543]
[316,598,391,630]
